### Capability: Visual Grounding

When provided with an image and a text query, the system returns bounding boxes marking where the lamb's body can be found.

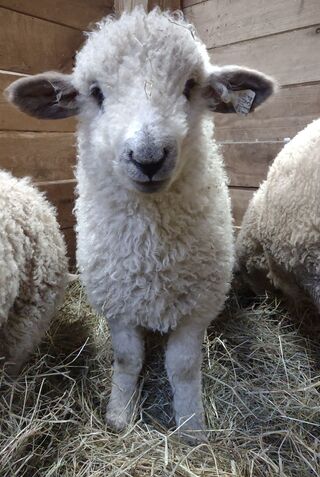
[72,13,236,439]
[236,118,320,311]
[6,7,275,441]
[76,120,233,333]
[0,171,68,374]
[76,117,233,442]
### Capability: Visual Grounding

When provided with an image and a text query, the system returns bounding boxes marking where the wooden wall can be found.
[0,1,113,264]
[183,0,320,225]
[2,1,320,263]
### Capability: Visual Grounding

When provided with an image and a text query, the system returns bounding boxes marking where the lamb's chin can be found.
[130,179,169,194]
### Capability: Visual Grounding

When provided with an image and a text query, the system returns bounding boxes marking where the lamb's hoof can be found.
[179,429,209,446]
[176,415,208,446]
[105,402,133,432]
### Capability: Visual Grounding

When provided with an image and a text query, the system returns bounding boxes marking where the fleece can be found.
[0,171,68,373]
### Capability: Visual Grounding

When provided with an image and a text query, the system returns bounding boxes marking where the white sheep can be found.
[236,118,320,313]
[0,171,68,375]
[5,8,275,440]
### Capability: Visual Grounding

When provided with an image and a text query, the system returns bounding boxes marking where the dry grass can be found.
[0,281,319,477]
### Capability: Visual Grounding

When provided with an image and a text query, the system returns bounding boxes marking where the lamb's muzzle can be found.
[121,129,178,192]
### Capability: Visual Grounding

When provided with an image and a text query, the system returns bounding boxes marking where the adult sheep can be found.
[0,171,68,375]
[236,118,320,313]
[5,8,275,440]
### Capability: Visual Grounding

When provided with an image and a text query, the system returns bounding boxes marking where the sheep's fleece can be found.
[5,8,275,440]
[75,12,235,441]
[236,118,320,312]
[0,171,68,374]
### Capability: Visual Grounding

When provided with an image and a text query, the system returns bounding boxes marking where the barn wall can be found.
[2,2,319,263]
[183,0,320,225]
[0,1,113,264]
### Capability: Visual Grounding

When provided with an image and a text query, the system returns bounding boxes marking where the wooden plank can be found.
[210,26,320,87]
[183,0,202,7]
[0,8,83,74]
[185,0,320,49]
[222,141,282,188]
[0,72,76,132]
[229,187,255,226]
[0,1,113,30]
[62,227,76,267]
[0,132,76,181]
[115,0,148,13]
[149,0,181,10]
[115,0,180,13]
[38,180,76,229]
[214,83,320,142]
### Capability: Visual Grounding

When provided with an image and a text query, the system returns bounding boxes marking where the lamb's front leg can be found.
[165,318,207,443]
[106,320,144,431]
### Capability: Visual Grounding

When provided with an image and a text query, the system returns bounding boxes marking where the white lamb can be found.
[236,118,320,313]
[0,171,68,375]
[5,8,275,440]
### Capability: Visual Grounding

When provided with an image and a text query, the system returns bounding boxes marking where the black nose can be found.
[129,148,168,180]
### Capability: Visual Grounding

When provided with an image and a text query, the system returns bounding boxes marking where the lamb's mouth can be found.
[131,179,168,193]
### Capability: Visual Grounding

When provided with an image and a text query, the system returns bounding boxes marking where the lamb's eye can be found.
[183,78,197,100]
[90,84,104,107]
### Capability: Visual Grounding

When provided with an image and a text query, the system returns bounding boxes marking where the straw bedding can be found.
[0,281,319,477]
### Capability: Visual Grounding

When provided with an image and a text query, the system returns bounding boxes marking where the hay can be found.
[0,282,319,477]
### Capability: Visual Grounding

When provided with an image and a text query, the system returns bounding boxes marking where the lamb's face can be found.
[73,10,209,193]
[5,9,276,194]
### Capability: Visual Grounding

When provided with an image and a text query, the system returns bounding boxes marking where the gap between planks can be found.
[229,185,258,191]
[36,179,76,187]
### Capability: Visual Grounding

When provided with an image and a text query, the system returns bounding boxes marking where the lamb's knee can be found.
[114,349,143,376]
[110,324,144,375]
[166,341,201,383]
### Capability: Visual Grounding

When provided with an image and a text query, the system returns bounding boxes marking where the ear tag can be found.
[229,89,256,116]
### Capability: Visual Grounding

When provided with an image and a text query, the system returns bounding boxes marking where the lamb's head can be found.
[5,8,275,194]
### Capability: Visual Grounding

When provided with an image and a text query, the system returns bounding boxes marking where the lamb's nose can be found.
[129,148,168,180]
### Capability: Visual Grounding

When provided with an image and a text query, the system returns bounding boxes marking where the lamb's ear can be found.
[202,65,276,115]
[5,72,80,119]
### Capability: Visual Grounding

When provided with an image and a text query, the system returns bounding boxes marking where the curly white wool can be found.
[73,10,234,440]
[236,118,320,311]
[74,9,234,332]
[0,171,68,374]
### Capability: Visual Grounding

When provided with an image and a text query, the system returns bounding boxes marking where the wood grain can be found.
[214,83,320,143]
[115,0,148,13]
[185,0,320,49]
[39,181,77,263]
[0,8,83,74]
[210,26,320,87]
[183,0,202,7]
[0,72,76,132]
[229,187,255,226]
[115,0,180,13]
[0,1,113,30]
[62,227,76,266]
[38,180,76,229]
[0,132,76,181]
[223,141,282,188]
[149,0,181,10]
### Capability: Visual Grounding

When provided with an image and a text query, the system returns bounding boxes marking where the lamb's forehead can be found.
[73,8,209,89]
